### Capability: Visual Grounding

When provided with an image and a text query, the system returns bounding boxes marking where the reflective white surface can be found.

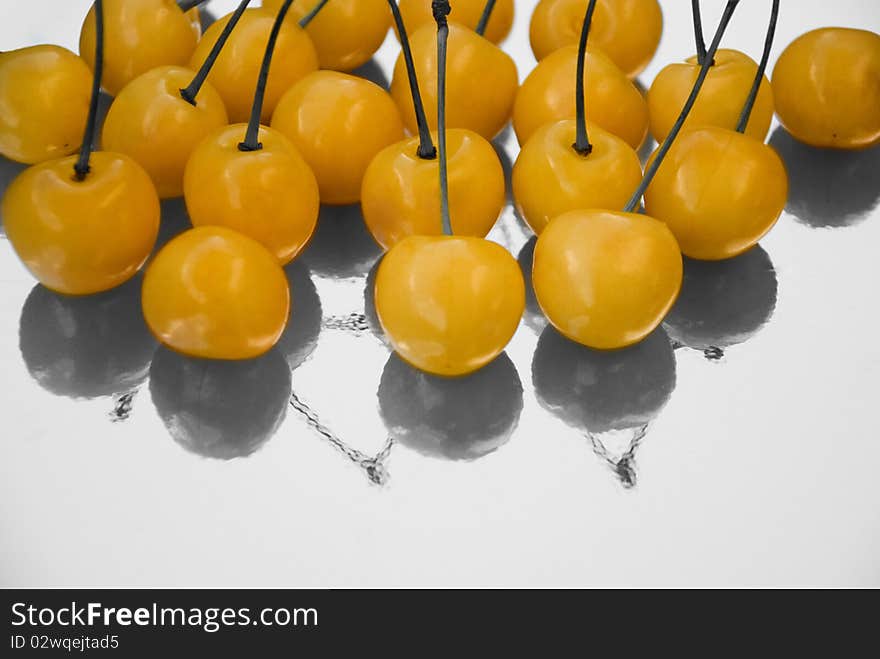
[1,0,879,587]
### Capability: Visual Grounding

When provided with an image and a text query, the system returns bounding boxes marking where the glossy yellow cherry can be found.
[264,0,390,71]
[142,226,290,360]
[184,124,319,265]
[272,70,405,205]
[0,46,92,165]
[362,128,505,249]
[375,235,525,377]
[648,49,774,143]
[79,0,199,96]
[513,44,648,149]
[101,66,227,199]
[512,119,642,235]
[644,126,788,261]
[772,28,880,150]
[533,210,682,350]
[2,152,159,295]
[396,0,515,44]
[390,21,519,141]
[529,0,662,78]
[189,7,318,123]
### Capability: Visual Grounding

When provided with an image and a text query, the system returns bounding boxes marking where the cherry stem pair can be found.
[74,0,104,181]
[573,0,599,156]
[736,0,780,133]
[434,0,453,236]
[239,0,330,152]
[624,0,741,213]
[180,0,252,106]
[388,0,436,159]
[475,0,497,37]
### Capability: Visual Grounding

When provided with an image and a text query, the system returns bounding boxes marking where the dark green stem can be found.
[180,0,251,105]
[475,0,497,36]
[74,0,104,181]
[239,0,295,151]
[573,0,598,156]
[691,0,709,65]
[388,0,436,158]
[624,0,740,213]
[736,0,779,134]
[299,0,331,28]
[434,0,453,236]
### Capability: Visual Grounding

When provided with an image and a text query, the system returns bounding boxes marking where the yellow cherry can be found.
[189,7,318,123]
[2,152,160,295]
[101,65,228,199]
[79,0,199,96]
[648,49,774,143]
[772,28,880,150]
[142,226,290,360]
[19,276,157,399]
[643,126,788,261]
[513,44,648,149]
[150,345,291,459]
[272,70,405,205]
[390,22,519,141]
[375,235,525,377]
[530,0,663,78]
[0,46,92,165]
[361,128,505,249]
[512,119,643,235]
[533,210,682,350]
[184,124,319,265]
[264,0,391,72]
[396,0,515,44]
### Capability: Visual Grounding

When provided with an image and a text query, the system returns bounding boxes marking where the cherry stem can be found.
[736,0,779,134]
[178,0,209,11]
[388,0,436,159]
[624,0,740,213]
[299,0,331,28]
[573,0,599,156]
[434,0,453,236]
[691,0,710,66]
[239,0,295,151]
[180,0,251,105]
[73,0,104,181]
[475,0,497,37]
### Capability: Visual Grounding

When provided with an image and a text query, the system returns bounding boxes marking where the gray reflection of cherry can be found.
[19,276,157,400]
[378,353,524,461]
[298,204,382,279]
[663,245,777,361]
[516,236,548,334]
[768,126,880,229]
[277,259,322,372]
[149,347,291,460]
[532,327,677,488]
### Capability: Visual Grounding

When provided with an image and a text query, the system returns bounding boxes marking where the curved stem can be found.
[180,0,251,105]
[178,0,209,12]
[299,0,331,28]
[238,0,295,151]
[388,0,436,159]
[691,0,708,65]
[475,0,497,37]
[736,0,779,134]
[434,0,453,236]
[74,0,104,181]
[573,0,599,156]
[624,0,740,213]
